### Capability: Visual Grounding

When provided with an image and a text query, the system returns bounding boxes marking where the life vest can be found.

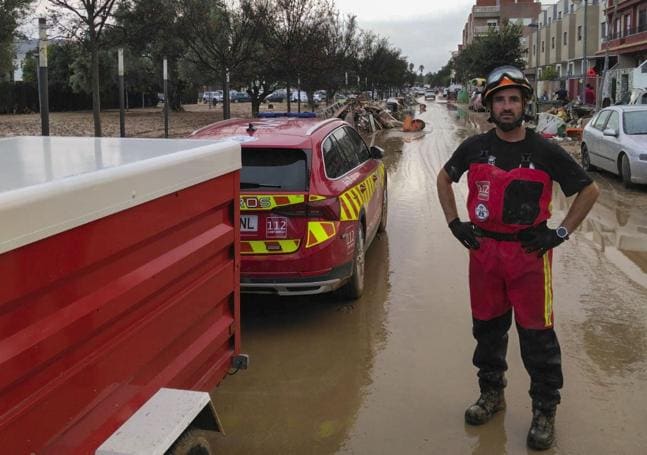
[466,130,552,234]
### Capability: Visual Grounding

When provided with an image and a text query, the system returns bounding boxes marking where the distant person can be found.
[436,65,599,451]
[540,91,549,101]
[585,84,595,105]
[555,87,568,106]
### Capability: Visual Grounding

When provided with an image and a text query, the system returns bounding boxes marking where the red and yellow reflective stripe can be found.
[240,194,305,211]
[339,164,385,221]
[241,239,301,254]
[306,221,337,248]
[543,254,553,327]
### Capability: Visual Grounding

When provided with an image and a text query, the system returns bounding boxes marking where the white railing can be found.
[474,25,499,34]
[474,6,500,14]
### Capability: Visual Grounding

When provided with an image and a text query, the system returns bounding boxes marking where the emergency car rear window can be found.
[241,148,309,191]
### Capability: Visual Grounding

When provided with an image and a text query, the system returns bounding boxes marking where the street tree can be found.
[48,0,121,136]
[0,0,33,79]
[358,31,409,98]
[270,0,332,112]
[452,20,525,83]
[176,0,266,118]
[112,0,188,111]
[297,10,359,108]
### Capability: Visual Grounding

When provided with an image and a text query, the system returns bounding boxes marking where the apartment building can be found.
[597,0,647,103]
[528,1,601,101]
[462,0,542,46]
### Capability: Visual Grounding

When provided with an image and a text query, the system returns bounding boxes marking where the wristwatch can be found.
[556,225,569,240]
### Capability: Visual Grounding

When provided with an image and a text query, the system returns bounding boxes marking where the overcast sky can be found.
[335,0,558,74]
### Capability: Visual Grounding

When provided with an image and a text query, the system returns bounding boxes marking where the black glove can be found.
[448,218,480,250]
[520,226,565,257]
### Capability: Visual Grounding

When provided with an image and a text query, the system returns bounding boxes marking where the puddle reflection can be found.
[553,178,647,288]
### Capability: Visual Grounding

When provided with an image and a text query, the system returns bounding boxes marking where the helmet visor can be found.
[486,66,527,87]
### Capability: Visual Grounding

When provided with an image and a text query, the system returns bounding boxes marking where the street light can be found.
[528,22,540,117]
[573,0,588,104]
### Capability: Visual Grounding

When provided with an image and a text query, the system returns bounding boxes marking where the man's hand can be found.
[520,227,565,257]
[449,218,480,250]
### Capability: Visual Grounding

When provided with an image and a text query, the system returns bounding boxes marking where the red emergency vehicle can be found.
[0,136,244,454]
[190,114,387,299]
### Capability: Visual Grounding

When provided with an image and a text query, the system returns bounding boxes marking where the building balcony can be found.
[602,24,647,53]
[474,25,500,35]
[473,6,500,18]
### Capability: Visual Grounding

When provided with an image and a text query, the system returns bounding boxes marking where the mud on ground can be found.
[0,102,293,138]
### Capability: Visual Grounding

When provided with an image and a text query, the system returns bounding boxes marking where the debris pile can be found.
[533,103,595,141]
[319,95,421,133]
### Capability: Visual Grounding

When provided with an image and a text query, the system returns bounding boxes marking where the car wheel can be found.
[378,185,388,233]
[620,153,633,188]
[581,143,597,171]
[341,224,365,300]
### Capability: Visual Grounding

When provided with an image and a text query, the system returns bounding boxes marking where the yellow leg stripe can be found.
[543,254,553,327]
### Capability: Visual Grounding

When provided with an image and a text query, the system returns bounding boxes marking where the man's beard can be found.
[492,110,523,132]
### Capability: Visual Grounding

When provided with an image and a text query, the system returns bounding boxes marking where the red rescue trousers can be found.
[469,237,554,330]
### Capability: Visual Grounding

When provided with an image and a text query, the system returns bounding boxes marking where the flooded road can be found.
[212,101,647,454]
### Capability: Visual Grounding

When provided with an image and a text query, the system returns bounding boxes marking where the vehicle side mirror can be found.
[370,146,385,159]
[603,128,618,137]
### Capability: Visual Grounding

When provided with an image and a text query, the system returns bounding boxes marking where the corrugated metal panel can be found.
[0,173,240,454]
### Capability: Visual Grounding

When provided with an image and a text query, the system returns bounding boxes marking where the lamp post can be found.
[573,0,588,104]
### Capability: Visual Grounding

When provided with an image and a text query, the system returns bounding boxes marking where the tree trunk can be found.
[251,98,260,117]
[223,69,230,120]
[91,44,102,137]
[286,80,291,113]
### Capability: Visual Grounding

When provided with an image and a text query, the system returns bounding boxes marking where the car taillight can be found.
[306,198,340,221]
[272,202,308,217]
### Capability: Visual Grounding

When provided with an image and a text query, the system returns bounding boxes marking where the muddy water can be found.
[211,101,647,454]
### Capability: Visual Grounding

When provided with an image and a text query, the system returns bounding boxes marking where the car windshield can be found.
[623,111,647,135]
[241,148,309,191]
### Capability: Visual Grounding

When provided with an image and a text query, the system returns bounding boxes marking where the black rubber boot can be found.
[464,389,505,425]
[527,407,556,450]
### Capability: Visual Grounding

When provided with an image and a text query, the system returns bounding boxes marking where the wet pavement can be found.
[211,101,647,454]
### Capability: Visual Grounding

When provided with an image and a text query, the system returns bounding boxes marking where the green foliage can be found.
[428,63,452,87]
[0,0,32,78]
[540,65,559,81]
[452,20,526,83]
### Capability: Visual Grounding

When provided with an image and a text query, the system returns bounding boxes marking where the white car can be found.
[581,105,647,187]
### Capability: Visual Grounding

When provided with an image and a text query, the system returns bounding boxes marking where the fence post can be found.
[38,18,49,136]
[163,57,168,138]
[118,48,125,137]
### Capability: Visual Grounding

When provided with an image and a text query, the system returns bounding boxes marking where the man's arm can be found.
[437,168,459,223]
[559,181,600,233]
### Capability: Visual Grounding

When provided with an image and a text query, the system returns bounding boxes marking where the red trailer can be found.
[0,136,244,454]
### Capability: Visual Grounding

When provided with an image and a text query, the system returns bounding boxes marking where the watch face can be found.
[557,226,568,239]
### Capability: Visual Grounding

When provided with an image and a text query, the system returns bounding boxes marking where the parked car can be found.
[231,91,252,103]
[581,105,647,187]
[266,91,285,103]
[189,115,387,299]
[202,91,222,103]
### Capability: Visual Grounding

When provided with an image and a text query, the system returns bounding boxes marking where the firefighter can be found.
[436,65,599,450]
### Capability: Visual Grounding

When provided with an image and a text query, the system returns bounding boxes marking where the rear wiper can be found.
[240,182,283,189]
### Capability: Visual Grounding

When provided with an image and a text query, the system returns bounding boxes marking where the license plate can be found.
[240,215,258,232]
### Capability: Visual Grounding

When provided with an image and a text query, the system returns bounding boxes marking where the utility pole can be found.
[529,22,541,117]
[581,0,588,105]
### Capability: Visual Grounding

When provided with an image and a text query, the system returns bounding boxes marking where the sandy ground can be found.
[0,102,296,138]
